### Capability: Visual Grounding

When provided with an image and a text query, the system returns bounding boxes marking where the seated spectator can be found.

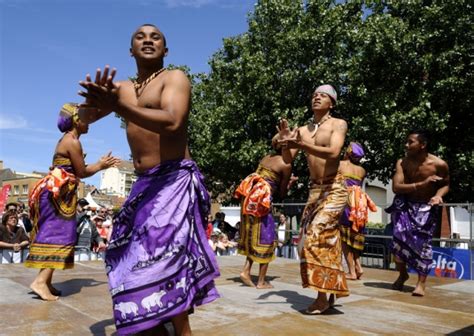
[206,215,213,240]
[216,233,238,256]
[4,202,32,234]
[233,221,241,243]
[217,221,226,235]
[4,202,18,213]
[208,232,219,253]
[212,212,222,229]
[92,215,109,244]
[76,199,106,253]
[103,207,113,225]
[97,207,108,223]
[0,211,30,252]
[19,210,33,235]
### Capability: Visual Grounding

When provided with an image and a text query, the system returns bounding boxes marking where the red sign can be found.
[0,184,11,212]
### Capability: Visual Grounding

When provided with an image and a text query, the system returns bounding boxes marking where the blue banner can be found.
[429,247,471,280]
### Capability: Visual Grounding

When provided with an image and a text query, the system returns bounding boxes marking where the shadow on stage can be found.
[226,275,280,286]
[445,325,474,336]
[256,290,344,315]
[90,318,116,336]
[363,281,415,293]
[47,278,107,297]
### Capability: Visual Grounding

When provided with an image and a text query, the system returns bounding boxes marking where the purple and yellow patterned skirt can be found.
[25,183,77,270]
[340,225,365,251]
[238,212,277,264]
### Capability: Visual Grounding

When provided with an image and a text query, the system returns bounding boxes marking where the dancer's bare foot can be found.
[240,273,255,287]
[256,282,274,289]
[48,285,62,296]
[304,299,330,315]
[30,282,59,301]
[356,270,364,280]
[412,282,426,297]
[392,273,409,291]
[345,273,358,280]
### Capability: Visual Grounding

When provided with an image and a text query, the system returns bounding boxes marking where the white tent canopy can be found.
[85,192,101,209]
[220,206,241,227]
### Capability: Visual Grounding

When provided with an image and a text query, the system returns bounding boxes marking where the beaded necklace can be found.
[132,68,166,98]
[309,114,331,138]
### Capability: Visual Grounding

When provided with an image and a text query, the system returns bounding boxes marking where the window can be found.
[13,185,19,195]
[22,184,28,194]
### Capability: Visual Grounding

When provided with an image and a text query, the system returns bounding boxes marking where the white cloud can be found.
[164,0,246,8]
[0,114,28,129]
[163,0,218,8]
[133,0,249,10]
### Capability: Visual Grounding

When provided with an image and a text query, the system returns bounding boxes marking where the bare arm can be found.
[19,240,29,248]
[0,241,15,249]
[117,71,190,134]
[65,136,119,178]
[430,160,450,205]
[276,120,300,164]
[80,69,190,135]
[392,159,413,194]
[392,158,446,196]
[277,164,292,199]
[0,240,28,250]
[281,148,299,164]
[77,66,117,124]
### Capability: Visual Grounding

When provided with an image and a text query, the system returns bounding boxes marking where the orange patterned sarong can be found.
[299,173,349,296]
[347,185,377,233]
[234,173,272,218]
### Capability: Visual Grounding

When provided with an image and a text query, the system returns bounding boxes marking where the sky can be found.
[0,0,255,186]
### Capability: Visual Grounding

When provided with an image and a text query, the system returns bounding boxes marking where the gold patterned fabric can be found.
[299,173,349,296]
[340,225,365,251]
[255,165,280,187]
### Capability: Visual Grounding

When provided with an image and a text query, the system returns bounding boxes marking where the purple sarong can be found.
[386,195,439,276]
[105,159,220,335]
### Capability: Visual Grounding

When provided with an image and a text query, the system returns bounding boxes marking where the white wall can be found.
[220,206,241,227]
[100,167,121,195]
[364,178,394,225]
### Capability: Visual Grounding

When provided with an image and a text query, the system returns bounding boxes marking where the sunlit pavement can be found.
[0,255,473,335]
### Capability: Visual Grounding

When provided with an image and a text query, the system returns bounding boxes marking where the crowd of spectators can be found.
[0,200,116,263]
[206,212,239,256]
[205,211,294,258]
[0,202,31,263]
[1,203,295,263]
[75,199,114,260]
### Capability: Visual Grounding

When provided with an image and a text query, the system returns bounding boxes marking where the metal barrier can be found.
[272,202,473,280]
[0,247,106,264]
[2,203,471,279]
[0,249,29,264]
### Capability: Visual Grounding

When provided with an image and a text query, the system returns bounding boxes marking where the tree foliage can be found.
[189,0,473,203]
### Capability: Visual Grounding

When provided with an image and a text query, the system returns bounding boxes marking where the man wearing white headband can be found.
[277,84,349,314]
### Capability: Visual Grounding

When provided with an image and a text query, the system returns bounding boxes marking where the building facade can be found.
[364,178,395,225]
[3,175,85,205]
[99,160,136,197]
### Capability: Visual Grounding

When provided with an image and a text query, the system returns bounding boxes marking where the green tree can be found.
[189,0,473,203]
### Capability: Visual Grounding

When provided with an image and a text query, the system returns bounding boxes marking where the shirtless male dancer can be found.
[79,24,219,335]
[277,84,349,314]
